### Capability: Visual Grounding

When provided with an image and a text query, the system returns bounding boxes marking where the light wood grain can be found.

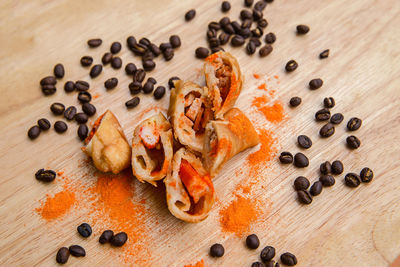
[0,0,400,266]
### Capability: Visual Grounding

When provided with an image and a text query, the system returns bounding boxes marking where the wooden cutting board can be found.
[1,0,399,266]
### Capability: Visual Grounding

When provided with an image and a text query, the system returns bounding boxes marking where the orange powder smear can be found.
[92,93,100,99]
[184,259,206,267]
[36,184,75,221]
[257,83,267,91]
[252,96,284,123]
[253,73,260,79]
[247,129,277,174]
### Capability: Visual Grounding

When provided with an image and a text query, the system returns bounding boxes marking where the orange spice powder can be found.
[36,186,75,221]
[252,96,284,123]
[184,259,206,267]
[253,73,260,79]
[257,83,267,91]
[247,129,277,177]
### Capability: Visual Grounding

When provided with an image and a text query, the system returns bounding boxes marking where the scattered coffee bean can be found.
[154,86,166,100]
[110,232,128,247]
[254,0,266,11]
[315,108,331,121]
[195,47,210,58]
[319,123,335,137]
[77,124,88,141]
[289,97,302,107]
[253,9,263,21]
[139,37,150,47]
[129,82,142,94]
[231,35,245,46]
[265,32,276,44]
[294,176,310,191]
[127,36,137,48]
[148,77,157,84]
[250,37,261,47]
[281,252,297,266]
[347,117,362,131]
[125,63,137,75]
[64,81,75,93]
[110,41,121,54]
[285,60,298,72]
[244,0,254,7]
[82,103,96,116]
[77,223,92,238]
[360,167,373,183]
[260,246,275,262]
[75,113,88,124]
[319,175,335,187]
[149,43,161,56]
[309,78,323,90]
[64,106,77,120]
[135,69,146,83]
[331,160,344,175]
[40,76,57,86]
[35,169,56,182]
[169,76,180,89]
[266,261,279,267]
[240,9,253,20]
[50,103,65,115]
[222,23,235,34]
[222,1,231,12]
[259,45,273,57]
[160,42,172,51]
[279,152,293,164]
[75,80,90,91]
[246,234,260,249]
[87,38,102,48]
[210,243,224,257]
[54,121,68,133]
[102,52,113,65]
[345,173,361,188]
[125,97,140,109]
[131,43,148,56]
[185,9,196,21]
[80,56,93,67]
[251,27,263,38]
[90,64,102,78]
[219,32,230,45]
[54,64,65,79]
[297,24,310,34]
[163,48,174,61]
[346,135,361,149]
[169,35,181,48]
[41,84,56,95]
[297,135,312,149]
[251,262,263,267]
[320,161,332,175]
[143,50,154,61]
[38,118,51,130]
[56,247,70,264]
[320,49,330,59]
[143,80,154,94]
[69,245,86,257]
[111,57,122,69]
[78,91,92,103]
[258,18,268,28]
[143,60,156,71]
[104,77,118,90]
[310,181,323,196]
[330,113,344,124]
[324,97,335,108]
[209,21,221,31]
[99,230,114,244]
[294,153,309,168]
[208,37,219,48]
[246,41,257,55]
[298,190,312,204]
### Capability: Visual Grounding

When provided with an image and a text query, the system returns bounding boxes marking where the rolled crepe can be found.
[131,112,173,186]
[204,51,243,119]
[203,108,259,177]
[84,110,131,174]
[164,147,215,223]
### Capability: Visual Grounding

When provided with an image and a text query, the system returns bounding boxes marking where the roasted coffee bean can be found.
[240,9,253,20]
[240,28,252,39]
[320,161,332,175]
[110,41,121,54]
[143,60,156,71]
[129,82,142,94]
[297,24,310,34]
[347,117,362,131]
[298,190,312,204]
[315,108,331,121]
[87,38,102,47]
[40,76,57,86]
[125,97,140,109]
[169,35,181,48]
[56,247,70,264]
[104,77,118,90]
[244,0,254,7]
[64,106,77,120]
[324,97,335,108]
[77,124,88,141]
[281,252,297,266]
[221,1,231,12]
[163,48,174,61]
[102,52,113,65]
[360,167,374,183]
[35,169,56,182]
[260,246,275,262]
[345,173,361,188]
[77,90,92,103]
[211,47,224,53]
[90,64,102,78]
[210,243,224,257]
[246,234,260,249]
[219,33,231,45]
[331,160,344,175]
[298,135,312,149]
[266,261,279,267]
[241,19,252,29]
[75,113,88,124]
[250,37,261,47]
[64,81,75,93]
[148,77,157,84]
[253,9,263,21]
[138,37,151,48]
[110,232,128,247]
[131,43,148,56]
[231,35,245,46]
[69,245,86,257]
[54,121,68,133]
[319,123,335,137]
[251,262,263,267]
[294,176,310,191]
[254,0,266,11]
[319,175,335,187]
[279,152,293,164]
[195,47,210,58]
[75,80,89,91]
[259,45,273,57]
[251,27,263,38]
[246,41,257,55]
[154,86,166,100]
[82,103,96,116]
[264,32,276,44]
[142,50,154,61]
[111,57,122,69]
[80,56,93,67]
[330,113,344,124]
[208,21,221,31]
[37,118,51,131]
[54,64,65,79]
[99,230,114,244]
[185,9,196,21]
[50,102,65,115]
[159,42,172,51]
[309,78,323,90]
[320,49,330,59]
[169,76,180,89]
[222,23,235,34]
[346,135,360,149]
[294,153,309,168]
[77,223,92,238]
[125,63,137,75]
[258,18,268,28]
[208,37,220,48]
[285,60,298,72]
[135,69,146,83]
[290,97,301,107]
[149,43,161,56]
[142,81,154,94]
[310,181,323,196]
[41,84,56,95]
[127,36,137,48]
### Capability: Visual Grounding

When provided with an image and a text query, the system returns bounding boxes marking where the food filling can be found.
[184,92,212,134]
[179,159,211,204]
[208,130,218,158]
[85,113,104,144]
[214,59,232,103]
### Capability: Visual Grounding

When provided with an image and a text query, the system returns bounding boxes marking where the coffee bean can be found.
[142,81,154,94]
[246,234,260,249]
[102,52,113,65]
[69,245,86,257]
[125,97,140,109]
[212,47,225,53]
[254,0,266,11]
[64,106,77,120]
[209,21,221,31]
[54,64,65,79]
[99,230,114,244]
[82,103,96,116]
[231,35,245,46]
[210,243,224,257]
[207,30,216,40]
[135,69,146,83]
[148,77,157,84]
[131,43,148,56]
[259,45,273,57]
[127,36,137,48]
[264,32,276,44]
[290,97,301,107]
[253,9,263,21]
[319,175,335,187]
[77,91,91,104]
[185,9,196,21]
[346,135,361,149]
[75,113,88,124]
[360,167,373,183]
[208,37,220,48]
[315,108,331,121]
[139,37,151,48]
[323,97,335,108]
[78,124,88,141]
[169,77,180,89]
[80,56,93,67]
[331,160,344,175]
[54,121,68,133]
[75,80,90,91]
[265,261,278,267]
[260,246,275,262]
[297,24,310,34]
[219,33,231,45]
[142,50,154,61]
[240,9,252,20]
[298,190,312,204]
[90,64,102,78]
[279,152,293,164]
[125,63,137,75]
[298,135,312,149]
[347,117,362,131]
[244,0,254,7]
[251,262,263,267]
[320,161,332,175]
[111,57,122,69]
[149,43,161,56]
[258,18,268,28]
[319,123,335,137]
[40,76,57,86]
[222,23,235,34]
[241,19,252,29]
[129,82,142,94]
[195,47,210,58]
[345,173,361,188]
[160,42,172,51]
[320,49,330,59]
[294,176,310,191]
[110,232,128,247]
[37,118,51,131]
[221,1,231,12]
[169,35,181,48]
[285,60,298,72]
[56,247,70,264]
[77,223,92,238]
[41,85,56,95]
[143,60,156,71]
[294,153,309,168]
[50,103,65,115]
[110,41,121,54]
[35,169,56,182]
[246,41,257,55]
[310,181,323,196]
[309,78,323,90]
[250,37,261,47]
[251,27,264,38]
[154,86,166,100]
[163,48,174,61]
[330,113,344,124]
[64,81,75,93]
[281,252,297,266]
[87,38,102,47]
[104,77,118,90]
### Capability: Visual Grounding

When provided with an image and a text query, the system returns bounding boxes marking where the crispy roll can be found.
[84,110,131,174]
[204,108,259,177]
[168,80,213,153]
[164,148,215,223]
[204,51,243,119]
[131,113,173,186]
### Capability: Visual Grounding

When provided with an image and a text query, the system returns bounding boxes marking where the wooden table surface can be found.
[1,0,400,266]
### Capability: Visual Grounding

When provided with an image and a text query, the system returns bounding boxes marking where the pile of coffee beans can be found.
[344,167,373,188]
